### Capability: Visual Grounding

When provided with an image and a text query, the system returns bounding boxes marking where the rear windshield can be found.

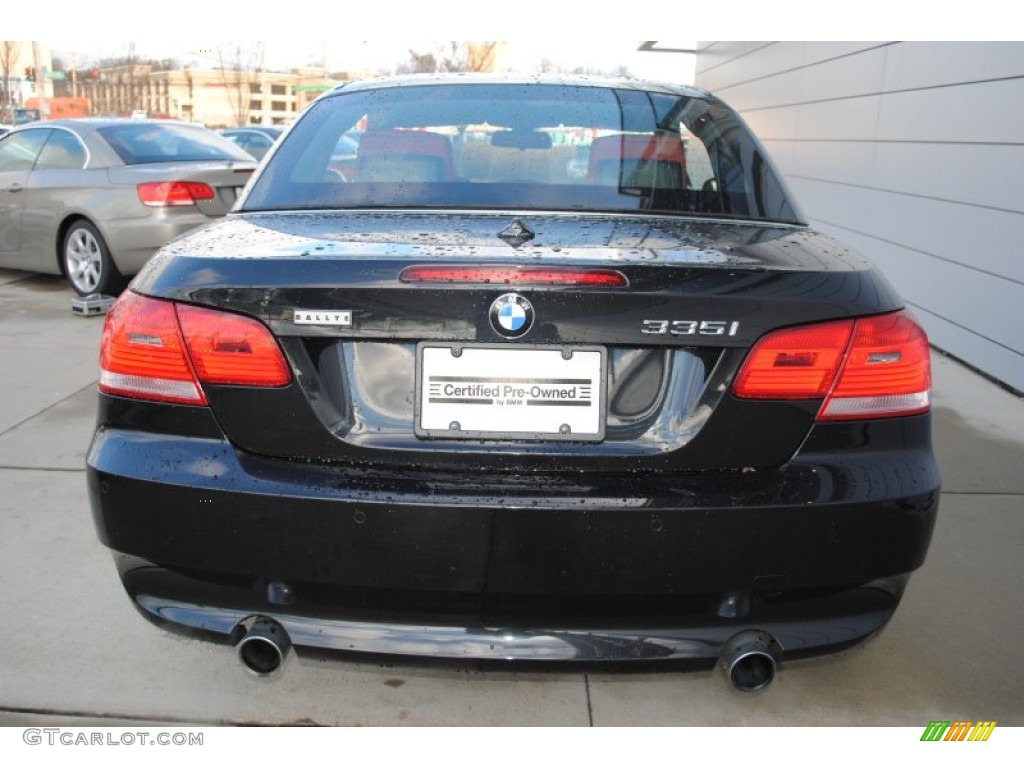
[98,123,253,165]
[242,83,802,224]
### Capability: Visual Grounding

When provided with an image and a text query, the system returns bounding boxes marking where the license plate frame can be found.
[415,343,607,442]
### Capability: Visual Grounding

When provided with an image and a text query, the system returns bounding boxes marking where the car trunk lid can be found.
[132,211,903,472]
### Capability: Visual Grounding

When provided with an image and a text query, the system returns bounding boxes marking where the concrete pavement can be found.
[1,268,1021,726]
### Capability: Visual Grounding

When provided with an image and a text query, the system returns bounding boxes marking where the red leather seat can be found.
[587,133,686,188]
[356,130,455,182]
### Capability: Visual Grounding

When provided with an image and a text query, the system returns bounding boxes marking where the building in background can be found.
[79,64,376,127]
[0,40,382,127]
[694,42,1024,393]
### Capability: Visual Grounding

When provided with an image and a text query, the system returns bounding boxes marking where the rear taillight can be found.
[99,292,290,405]
[99,292,206,404]
[137,181,216,207]
[399,265,628,287]
[820,312,931,420]
[732,319,853,400]
[733,311,931,421]
[177,305,291,386]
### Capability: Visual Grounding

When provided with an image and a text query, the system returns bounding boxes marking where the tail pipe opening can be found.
[236,615,291,676]
[720,630,780,693]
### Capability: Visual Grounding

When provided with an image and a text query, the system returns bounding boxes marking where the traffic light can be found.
[24,67,36,83]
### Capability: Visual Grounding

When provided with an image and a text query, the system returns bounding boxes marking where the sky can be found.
[30,0,1010,80]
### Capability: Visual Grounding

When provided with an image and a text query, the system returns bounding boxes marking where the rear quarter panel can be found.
[19,167,150,275]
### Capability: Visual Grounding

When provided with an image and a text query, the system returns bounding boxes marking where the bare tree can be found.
[216,43,260,126]
[466,42,502,73]
[581,63,630,77]
[99,41,145,115]
[398,42,503,74]
[0,41,23,120]
[399,43,457,74]
[121,42,140,114]
[533,56,632,78]
[538,57,559,74]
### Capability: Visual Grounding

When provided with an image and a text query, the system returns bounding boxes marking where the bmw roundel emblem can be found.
[489,293,534,338]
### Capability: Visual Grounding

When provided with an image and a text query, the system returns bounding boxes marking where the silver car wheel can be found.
[66,227,102,293]
[63,221,122,296]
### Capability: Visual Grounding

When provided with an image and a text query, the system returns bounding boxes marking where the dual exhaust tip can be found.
[233,616,780,691]
[720,630,780,693]
[236,616,291,676]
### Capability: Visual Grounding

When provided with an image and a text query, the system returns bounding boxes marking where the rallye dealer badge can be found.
[416,343,607,441]
[292,309,352,326]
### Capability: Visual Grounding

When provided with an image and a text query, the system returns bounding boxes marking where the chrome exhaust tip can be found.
[720,630,779,693]
[236,616,291,676]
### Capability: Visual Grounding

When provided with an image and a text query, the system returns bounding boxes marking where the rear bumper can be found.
[118,564,904,664]
[87,395,939,663]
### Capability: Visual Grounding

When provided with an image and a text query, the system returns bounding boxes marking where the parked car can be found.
[88,75,939,690]
[12,107,41,126]
[0,119,256,295]
[218,126,284,161]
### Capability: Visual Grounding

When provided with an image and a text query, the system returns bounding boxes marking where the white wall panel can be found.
[713,72,803,111]
[863,194,1024,283]
[737,42,805,83]
[876,79,1024,144]
[695,43,767,71]
[871,143,1024,214]
[694,42,769,91]
[794,95,883,141]
[736,106,799,142]
[785,140,878,187]
[882,42,1024,92]
[797,47,888,103]
[802,42,890,68]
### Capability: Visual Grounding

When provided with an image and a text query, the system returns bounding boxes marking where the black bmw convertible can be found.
[87,75,939,691]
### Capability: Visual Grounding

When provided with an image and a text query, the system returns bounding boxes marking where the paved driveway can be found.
[1,268,1021,726]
